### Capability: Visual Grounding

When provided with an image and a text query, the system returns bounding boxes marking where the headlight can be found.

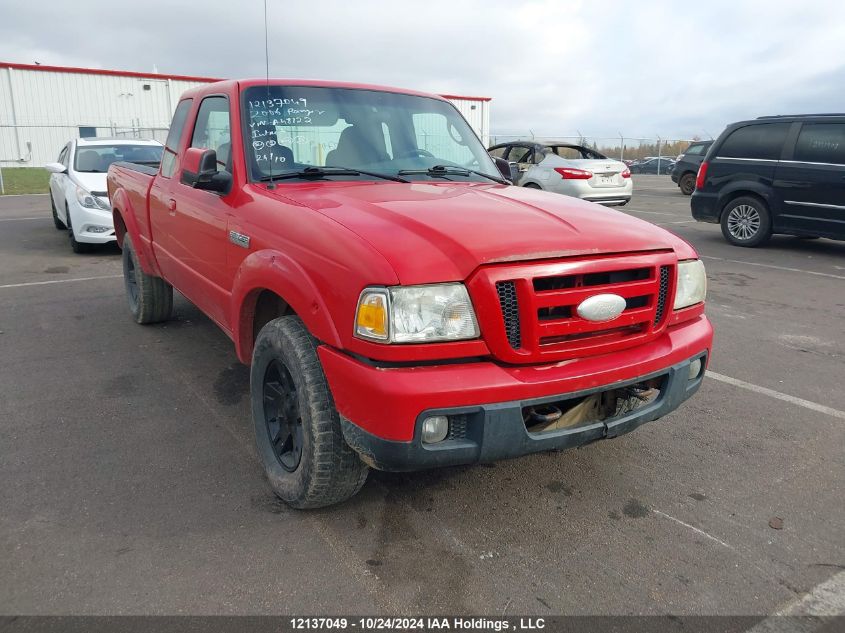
[75,186,110,210]
[674,259,707,310]
[355,284,480,343]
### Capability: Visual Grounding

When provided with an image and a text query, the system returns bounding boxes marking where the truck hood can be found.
[268,182,689,284]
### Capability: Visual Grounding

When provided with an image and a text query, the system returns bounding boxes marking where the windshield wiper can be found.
[397,164,509,185]
[257,166,409,183]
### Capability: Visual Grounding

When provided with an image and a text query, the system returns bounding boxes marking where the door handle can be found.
[167,198,177,214]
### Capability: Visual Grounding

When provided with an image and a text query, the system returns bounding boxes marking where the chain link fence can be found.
[1,123,716,193]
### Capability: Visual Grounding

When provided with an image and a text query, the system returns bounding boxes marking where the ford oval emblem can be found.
[576,293,626,322]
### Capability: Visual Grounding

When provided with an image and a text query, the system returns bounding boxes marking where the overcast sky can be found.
[2,0,844,140]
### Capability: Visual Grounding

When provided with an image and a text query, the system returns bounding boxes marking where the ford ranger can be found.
[107,79,713,508]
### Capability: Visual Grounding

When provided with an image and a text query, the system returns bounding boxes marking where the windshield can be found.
[242,85,499,182]
[74,144,163,173]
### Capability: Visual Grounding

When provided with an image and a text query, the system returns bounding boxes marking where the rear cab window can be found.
[717,122,790,160]
[161,99,194,178]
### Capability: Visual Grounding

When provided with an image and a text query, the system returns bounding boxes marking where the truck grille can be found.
[468,252,677,363]
[496,281,522,349]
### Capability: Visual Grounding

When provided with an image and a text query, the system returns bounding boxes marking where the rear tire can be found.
[679,173,696,196]
[51,196,65,229]
[251,315,368,509]
[720,196,772,247]
[122,234,173,324]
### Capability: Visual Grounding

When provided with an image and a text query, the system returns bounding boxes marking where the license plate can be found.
[598,175,616,185]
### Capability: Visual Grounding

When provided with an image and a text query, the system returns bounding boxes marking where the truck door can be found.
[774,121,845,238]
[149,98,193,282]
[166,95,236,329]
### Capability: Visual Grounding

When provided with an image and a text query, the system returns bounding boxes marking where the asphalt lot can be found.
[1,176,843,616]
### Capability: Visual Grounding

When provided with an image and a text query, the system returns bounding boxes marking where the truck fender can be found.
[110,188,161,277]
[231,249,342,364]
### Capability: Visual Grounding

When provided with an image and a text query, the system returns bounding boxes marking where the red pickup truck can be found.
[108,79,713,508]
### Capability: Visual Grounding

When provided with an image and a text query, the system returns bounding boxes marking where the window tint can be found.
[488,146,508,159]
[74,144,163,173]
[794,123,845,165]
[551,146,583,159]
[684,144,704,156]
[508,146,532,163]
[191,96,232,168]
[161,99,193,178]
[717,123,789,160]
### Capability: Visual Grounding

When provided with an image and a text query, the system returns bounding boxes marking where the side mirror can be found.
[181,147,231,194]
[44,162,66,174]
[493,157,513,183]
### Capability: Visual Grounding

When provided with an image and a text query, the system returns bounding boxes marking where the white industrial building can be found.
[0,61,491,168]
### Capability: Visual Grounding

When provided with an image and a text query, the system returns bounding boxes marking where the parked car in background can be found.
[629,157,675,175]
[488,141,632,205]
[692,114,845,246]
[671,141,713,195]
[44,138,163,253]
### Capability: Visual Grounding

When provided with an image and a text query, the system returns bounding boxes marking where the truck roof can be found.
[180,78,453,103]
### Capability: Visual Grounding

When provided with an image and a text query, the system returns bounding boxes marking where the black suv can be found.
[691,114,845,247]
[672,140,712,195]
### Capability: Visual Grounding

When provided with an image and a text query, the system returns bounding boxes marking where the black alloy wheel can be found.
[263,359,304,472]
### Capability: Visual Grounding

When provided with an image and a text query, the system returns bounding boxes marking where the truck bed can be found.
[107,161,158,252]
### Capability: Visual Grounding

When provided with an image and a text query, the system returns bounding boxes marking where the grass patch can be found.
[0,167,51,195]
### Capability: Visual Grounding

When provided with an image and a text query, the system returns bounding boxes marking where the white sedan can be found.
[45,138,162,253]
[489,141,632,206]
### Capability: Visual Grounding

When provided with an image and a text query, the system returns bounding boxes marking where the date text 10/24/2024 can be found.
[290,617,547,631]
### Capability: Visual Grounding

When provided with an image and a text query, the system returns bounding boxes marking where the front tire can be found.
[251,316,368,509]
[66,206,92,253]
[51,196,66,229]
[122,234,173,324]
[720,196,772,247]
[679,173,696,196]
[523,183,541,189]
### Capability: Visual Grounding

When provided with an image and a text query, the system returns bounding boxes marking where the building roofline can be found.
[0,61,492,101]
[0,61,223,83]
[439,93,492,102]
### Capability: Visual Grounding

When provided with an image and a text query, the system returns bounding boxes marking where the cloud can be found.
[1,0,843,140]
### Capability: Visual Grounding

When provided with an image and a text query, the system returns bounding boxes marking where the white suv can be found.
[45,138,162,253]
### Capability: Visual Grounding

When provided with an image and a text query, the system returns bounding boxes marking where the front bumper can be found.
[341,353,705,471]
[319,315,713,470]
[68,200,117,244]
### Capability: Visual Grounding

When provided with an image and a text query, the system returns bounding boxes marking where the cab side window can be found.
[718,123,790,160]
[488,146,508,160]
[57,146,69,166]
[160,99,193,178]
[191,96,232,170]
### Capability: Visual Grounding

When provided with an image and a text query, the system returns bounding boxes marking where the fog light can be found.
[86,225,110,234]
[421,415,449,444]
[688,357,703,380]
